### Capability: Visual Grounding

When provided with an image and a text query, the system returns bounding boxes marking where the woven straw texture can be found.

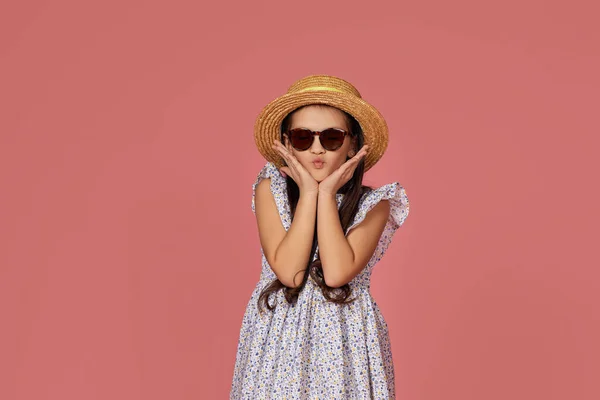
[254,75,388,172]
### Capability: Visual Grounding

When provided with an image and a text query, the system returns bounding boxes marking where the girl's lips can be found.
[312,161,324,169]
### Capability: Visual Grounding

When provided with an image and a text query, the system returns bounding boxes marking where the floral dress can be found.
[230,162,410,399]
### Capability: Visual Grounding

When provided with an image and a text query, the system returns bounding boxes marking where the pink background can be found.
[1,1,599,399]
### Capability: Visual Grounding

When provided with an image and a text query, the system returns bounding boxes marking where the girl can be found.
[230,75,410,399]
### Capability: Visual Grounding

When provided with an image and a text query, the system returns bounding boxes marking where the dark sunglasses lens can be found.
[321,129,346,150]
[290,129,313,150]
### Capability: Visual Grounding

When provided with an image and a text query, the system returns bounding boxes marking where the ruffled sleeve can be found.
[251,162,292,230]
[346,182,410,247]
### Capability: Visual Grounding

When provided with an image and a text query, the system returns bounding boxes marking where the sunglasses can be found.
[286,128,351,151]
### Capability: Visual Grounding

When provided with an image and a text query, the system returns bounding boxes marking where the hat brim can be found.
[254,90,388,172]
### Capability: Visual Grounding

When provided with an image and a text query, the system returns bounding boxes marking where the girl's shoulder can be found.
[350,181,410,233]
[251,162,290,221]
[253,162,284,186]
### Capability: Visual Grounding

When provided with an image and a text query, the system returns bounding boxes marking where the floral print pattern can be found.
[231,162,410,399]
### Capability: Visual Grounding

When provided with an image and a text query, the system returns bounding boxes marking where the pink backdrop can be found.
[1,1,599,399]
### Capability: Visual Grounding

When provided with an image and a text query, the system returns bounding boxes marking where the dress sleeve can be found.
[346,182,410,239]
[251,162,292,230]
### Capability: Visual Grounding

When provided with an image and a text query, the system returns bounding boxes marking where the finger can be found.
[356,145,369,158]
[342,152,365,174]
[272,142,293,163]
[346,146,367,162]
[348,151,366,166]
[350,148,368,164]
[288,153,303,169]
[277,142,301,167]
[284,139,294,152]
[272,140,288,155]
[280,148,303,172]
[272,142,308,176]
[272,143,302,177]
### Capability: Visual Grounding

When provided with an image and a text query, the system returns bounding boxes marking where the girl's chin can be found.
[309,170,329,183]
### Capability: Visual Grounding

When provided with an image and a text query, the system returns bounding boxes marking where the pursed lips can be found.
[312,159,324,169]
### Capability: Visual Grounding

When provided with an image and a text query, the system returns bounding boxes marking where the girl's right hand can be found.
[272,140,319,195]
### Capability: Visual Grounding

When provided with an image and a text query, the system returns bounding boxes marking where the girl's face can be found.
[282,105,356,183]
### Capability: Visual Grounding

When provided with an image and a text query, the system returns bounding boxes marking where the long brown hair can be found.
[257,105,373,313]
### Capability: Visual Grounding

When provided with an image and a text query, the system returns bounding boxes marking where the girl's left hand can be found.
[318,145,369,196]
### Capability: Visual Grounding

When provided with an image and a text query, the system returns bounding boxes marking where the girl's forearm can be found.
[273,191,318,288]
[316,192,355,288]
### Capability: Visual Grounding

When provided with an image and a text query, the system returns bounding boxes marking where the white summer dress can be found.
[230,161,410,399]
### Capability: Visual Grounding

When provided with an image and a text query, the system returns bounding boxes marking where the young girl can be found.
[230,75,410,399]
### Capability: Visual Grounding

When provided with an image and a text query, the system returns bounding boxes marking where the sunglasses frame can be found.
[285,127,351,151]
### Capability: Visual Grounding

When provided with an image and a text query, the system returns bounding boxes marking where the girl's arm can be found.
[254,178,317,288]
[317,192,390,288]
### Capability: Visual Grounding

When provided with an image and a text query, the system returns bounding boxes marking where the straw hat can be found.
[254,74,389,172]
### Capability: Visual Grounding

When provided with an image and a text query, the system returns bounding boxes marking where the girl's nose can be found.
[310,136,325,154]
